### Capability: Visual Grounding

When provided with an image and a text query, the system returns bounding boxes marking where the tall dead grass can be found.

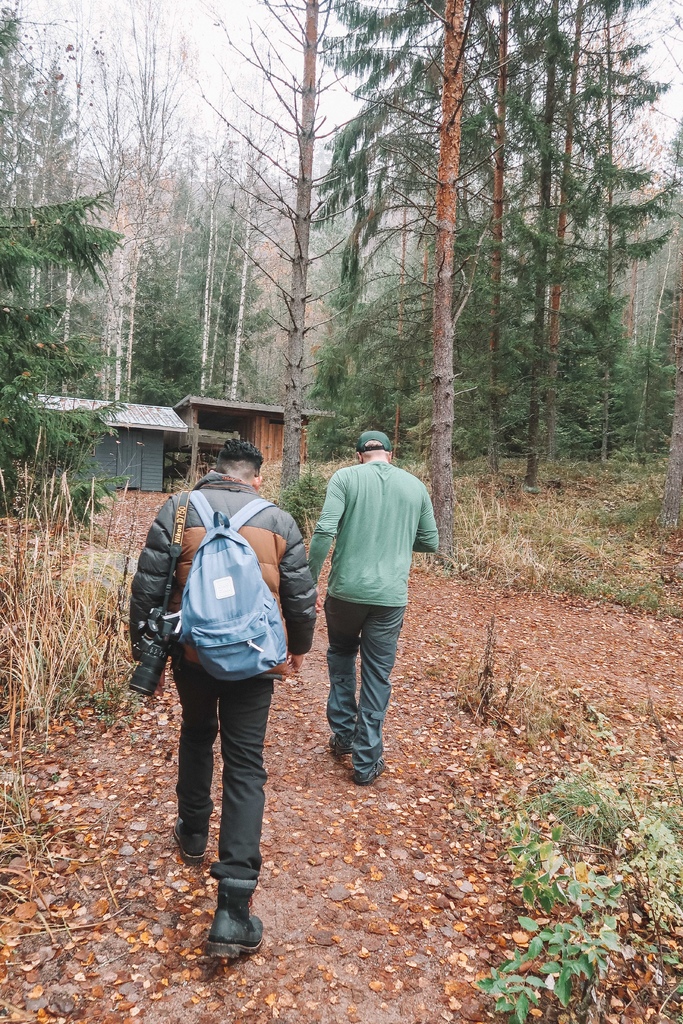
[0,470,132,739]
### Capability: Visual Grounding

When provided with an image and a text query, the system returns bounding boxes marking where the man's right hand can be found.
[287,652,305,673]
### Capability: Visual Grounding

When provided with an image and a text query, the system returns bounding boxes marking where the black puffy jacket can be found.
[129,472,317,662]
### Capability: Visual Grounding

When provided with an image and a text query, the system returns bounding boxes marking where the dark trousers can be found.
[324,596,405,779]
[173,655,273,882]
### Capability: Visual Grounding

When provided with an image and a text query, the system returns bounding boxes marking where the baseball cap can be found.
[356,430,393,453]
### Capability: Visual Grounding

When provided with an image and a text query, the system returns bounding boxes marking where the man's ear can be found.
[356,452,363,464]
[252,474,263,491]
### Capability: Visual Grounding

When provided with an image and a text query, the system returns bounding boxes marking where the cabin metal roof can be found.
[39,396,188,432]
[174,395,332,417]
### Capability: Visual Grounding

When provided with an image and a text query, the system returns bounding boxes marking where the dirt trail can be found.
[1,494,682,1024]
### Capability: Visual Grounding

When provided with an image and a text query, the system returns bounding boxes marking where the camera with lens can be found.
[129,608,181,697]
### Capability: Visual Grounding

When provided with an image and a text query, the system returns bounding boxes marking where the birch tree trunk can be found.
[431,0,466,560]
[230,194,253,401]
[210,218,236,386]
[63,269,73,349]
[114,250,126,401]
[281,0,319,493]
[488,0,508,475]
[660,251,683,527]
[200,194,217,392]
[125,248,140,398]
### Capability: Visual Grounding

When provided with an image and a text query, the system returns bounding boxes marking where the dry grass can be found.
[0,472,133,872]
[446,459,681,613]
[0,517,131,735]
[0,469,132,758]
[451,618,567,746]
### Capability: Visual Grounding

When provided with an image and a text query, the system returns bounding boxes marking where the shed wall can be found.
[94,428,164,491]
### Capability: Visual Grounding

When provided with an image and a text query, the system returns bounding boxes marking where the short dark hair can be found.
[215,439,264,476]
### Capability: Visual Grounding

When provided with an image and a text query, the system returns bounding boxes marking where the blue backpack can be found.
[179,490,287,681]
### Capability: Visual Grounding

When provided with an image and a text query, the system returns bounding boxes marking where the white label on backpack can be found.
[213,575,236,600]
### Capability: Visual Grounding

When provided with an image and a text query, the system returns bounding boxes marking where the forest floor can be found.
[1,492,683,1024]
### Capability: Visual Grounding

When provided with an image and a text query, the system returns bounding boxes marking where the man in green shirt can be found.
[308,430,439,785]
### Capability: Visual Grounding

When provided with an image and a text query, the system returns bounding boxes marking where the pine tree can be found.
[0,18,119,502]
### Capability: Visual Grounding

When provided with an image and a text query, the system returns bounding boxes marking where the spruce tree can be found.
[0,17,119,504]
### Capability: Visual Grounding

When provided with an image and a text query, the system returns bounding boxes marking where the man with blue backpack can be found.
[130,439,316,957]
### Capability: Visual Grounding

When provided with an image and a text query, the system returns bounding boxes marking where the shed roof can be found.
[174,395,332,417]
[39,396,188,432]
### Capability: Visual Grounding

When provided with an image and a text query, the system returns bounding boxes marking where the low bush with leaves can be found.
[479,764,683,1023]
[535,767,683,931]
[478,819,623,1023]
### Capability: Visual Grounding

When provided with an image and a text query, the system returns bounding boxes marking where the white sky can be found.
[17,0,683,153]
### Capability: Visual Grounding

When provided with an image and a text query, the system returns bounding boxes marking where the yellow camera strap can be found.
[160,491,191,614]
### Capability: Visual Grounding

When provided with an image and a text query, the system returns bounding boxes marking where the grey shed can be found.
[40,397,188,492]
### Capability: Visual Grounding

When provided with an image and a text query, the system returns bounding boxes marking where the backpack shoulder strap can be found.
[190,491,275,534]
[189,489,217,531]
[229,498,275,532]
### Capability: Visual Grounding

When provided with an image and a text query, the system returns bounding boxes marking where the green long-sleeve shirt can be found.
[308,461,439,606]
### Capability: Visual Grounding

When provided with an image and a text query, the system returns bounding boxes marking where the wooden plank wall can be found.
[247,416,284,460]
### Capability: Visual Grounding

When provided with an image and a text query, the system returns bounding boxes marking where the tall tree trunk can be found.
[125,249,140,399]
[601,15,615,464]
[281,0,319,492]
[395,207,408,456]
[547,0,583,460]
[488,0,508,475]
[114,249,126,402]
[660,251,683,528]
[625,259,638,343]
[230,193,253,401]
[431,0,466,560]
[200,194,217,392]
[210,218,236,387]
[175,193,192,302]
[524,0,558,492]
[63,268,73,348]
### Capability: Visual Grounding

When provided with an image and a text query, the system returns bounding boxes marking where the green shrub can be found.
[280,471,328,536]
[478,819,622,1023]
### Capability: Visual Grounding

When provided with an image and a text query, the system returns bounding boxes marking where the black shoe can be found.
[353,758,386,786]
[206,878,263,958]
[329,735,353,759]
[173,818,208,865]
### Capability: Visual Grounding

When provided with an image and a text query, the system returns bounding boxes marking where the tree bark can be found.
[114,249,126,402]
[431,0,466,560]
[524,0,558,492]
[210,217,236,386]
[661,251,683,528]
[230,192,253,401]
[281,0,319,492]
[488,0,508,475]
[125,249,140,399]
[547,0,583,460]
[200,192,217,392]
[601,15,615,464]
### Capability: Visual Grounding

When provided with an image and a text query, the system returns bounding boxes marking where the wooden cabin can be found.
[173,396,326,474]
